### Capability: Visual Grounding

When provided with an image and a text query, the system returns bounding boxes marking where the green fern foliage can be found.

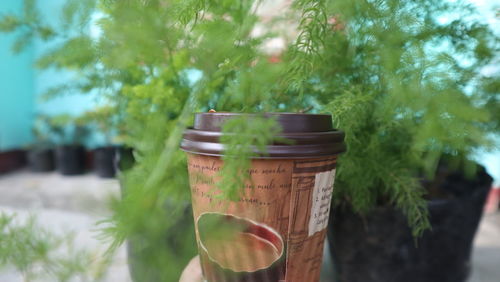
[0,0,498,279]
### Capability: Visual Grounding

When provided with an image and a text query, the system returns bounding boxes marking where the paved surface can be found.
[0,170,499,282]
[0,171,130,282]
[470,212,500,282]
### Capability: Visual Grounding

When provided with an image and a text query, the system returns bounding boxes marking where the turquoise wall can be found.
[34,0,98,117]
[0,0,98,151]
[0,0,35,151]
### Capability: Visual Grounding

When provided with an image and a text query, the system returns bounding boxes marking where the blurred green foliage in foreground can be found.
[0,0,499,280]
[0,213,112,281]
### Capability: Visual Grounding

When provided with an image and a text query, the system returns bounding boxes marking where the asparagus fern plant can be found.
[1,0,498,280]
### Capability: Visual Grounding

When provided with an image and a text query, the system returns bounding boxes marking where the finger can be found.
[179,256,203,282]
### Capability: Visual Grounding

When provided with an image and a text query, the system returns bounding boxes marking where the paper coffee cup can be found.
[181,113,345,282]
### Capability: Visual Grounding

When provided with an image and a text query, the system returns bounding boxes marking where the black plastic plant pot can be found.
[93,146,116,178]
[0,150,27,174]
[328,167,492,282]
[125,203,196,282]
[116,148,197,282]
[55,145,86,176]
[85,150,94,171]
[27,148,55,172]
[115,146,134,173]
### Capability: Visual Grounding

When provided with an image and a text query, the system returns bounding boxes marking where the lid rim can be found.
[183,128,345,145]
[180,149,345,159]
[180,139,346,159]
[184,112,346,158]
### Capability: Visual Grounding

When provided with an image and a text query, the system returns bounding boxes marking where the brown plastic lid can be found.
[181,112,345,159]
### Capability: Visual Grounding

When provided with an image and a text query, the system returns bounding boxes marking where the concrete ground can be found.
[0,170,130,282]
[0,170,499,282]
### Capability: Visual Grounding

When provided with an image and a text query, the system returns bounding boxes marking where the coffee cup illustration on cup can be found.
[197,212,285,282]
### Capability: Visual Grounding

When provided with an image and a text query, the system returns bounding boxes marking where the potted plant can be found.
[1,0,498,281]
[328,160,493,282]
[77,106,120,178]
[49,114,90,176]
[26,115,56,172]
[310,1,498,281]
